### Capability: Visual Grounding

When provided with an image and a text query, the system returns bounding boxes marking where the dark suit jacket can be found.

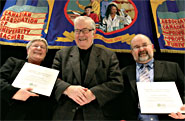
[121,60,185,120]
[52,45,123,120]
[0,57,54,120]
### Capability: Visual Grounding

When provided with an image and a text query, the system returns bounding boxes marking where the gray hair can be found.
[74,16,96,30]
[26,38,48,52]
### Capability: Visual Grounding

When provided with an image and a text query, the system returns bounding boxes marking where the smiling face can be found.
[111,6,117,15]
[74,17,96,50]
[131,34,154,64]
[27,40,47,65]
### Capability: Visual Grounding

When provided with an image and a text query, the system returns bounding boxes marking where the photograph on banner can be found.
[66,0,135,33]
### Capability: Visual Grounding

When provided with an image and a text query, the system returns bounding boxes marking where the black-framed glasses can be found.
[74,28,94,34]
[31,44,46,49]
[132,44,152,51]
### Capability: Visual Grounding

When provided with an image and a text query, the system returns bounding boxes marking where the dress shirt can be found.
[136,59,159,121]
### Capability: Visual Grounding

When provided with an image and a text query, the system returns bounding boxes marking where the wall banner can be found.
[0,0,155,53]
[150,0,185,54]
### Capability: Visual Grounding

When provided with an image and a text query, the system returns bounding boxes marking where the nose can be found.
[36,46,41,49]
[139,46,145,51]
[78,31,84,36]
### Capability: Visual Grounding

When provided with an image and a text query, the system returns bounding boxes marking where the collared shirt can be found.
[103,14,132,32]
[136,59,159,121]
[136,59,154,82]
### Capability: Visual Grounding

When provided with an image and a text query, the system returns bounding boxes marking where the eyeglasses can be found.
[31,44,46,49]
[132,44,152,50]
[74,28,94,34]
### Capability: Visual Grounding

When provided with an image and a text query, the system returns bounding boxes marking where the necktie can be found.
[139,64,150,82]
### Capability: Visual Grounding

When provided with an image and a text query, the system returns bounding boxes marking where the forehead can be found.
[75,20,91,29]
[132,36,150,45]
[32,40,46,45]
[111,6,117,9]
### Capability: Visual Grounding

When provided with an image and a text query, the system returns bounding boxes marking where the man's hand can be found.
[12,88,39,101]
[64,85,88,106]
[64,86,96,106]
[169,105,185,119]
[84,89,96,104]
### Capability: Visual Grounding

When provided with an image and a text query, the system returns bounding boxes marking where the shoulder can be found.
[94,45,115,56]
[0,57,25,73]
[121,64,135,73]
[56,46,75,54]
[54,46,77,59]
[155,60,178,66]
[5,57,25,64]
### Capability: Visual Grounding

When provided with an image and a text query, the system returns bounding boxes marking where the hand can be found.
[64,85,88,106]
[83,89,96,104]
[12,88,39,101]
[169,105,185,119]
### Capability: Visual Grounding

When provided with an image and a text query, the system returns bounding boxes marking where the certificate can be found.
[137,82,185,114]
[12,62,59,96]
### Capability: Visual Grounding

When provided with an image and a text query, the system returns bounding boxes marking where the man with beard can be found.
[52,16,123,121]
[120,34,185,121]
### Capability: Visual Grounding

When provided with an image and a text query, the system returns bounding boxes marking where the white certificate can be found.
[12,62,59,96]
[137,82,185,114]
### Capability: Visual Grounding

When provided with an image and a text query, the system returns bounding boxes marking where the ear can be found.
[27,48,29,55]
[93,29,96,35]
[130,49,134,56]
[152,44,154,49]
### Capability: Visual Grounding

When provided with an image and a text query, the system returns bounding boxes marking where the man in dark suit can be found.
[52,16,123,121]
[121,34,185,121]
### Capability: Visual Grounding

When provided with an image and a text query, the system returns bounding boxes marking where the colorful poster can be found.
[0,0,49,46]
[150,0,185,53]
[0,0,156,53]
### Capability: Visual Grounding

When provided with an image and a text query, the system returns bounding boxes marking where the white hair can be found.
[26,38,48,52]
[74,16,96,30]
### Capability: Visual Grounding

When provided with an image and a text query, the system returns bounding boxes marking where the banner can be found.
[150,0,185,54]
[0,0,156,53]
[0,0,49,46]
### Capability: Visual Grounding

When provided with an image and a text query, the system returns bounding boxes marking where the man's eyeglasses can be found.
[74,28,94,34]
[32,45,46,49]
[132,44,152,50]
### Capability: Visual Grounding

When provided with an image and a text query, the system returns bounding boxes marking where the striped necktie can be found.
[139,64,150,82]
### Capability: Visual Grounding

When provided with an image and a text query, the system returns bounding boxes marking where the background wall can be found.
[0,1,184,74]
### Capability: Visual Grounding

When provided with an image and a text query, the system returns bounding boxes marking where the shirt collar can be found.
[136,58,154,70]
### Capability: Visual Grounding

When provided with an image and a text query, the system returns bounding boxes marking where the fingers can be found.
[73,87,88,105]
[12,88,39,101]
[29,92,39,97]
[169,112,178,119]
[25,88,39,97]
[65,86,95,106]
[25,87,33,91]
[181,105,185,110]
[169,112,185,119]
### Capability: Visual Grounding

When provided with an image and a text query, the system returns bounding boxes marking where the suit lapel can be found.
[84,45,99,86]
[128,64,137,93]
[154,60,164,82]
[70,46,81,84]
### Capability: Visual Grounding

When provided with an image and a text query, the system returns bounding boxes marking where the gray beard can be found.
[139,54,150,62]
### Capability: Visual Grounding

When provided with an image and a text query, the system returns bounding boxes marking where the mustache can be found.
[139,50,148,56]
[78,37,86,41]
